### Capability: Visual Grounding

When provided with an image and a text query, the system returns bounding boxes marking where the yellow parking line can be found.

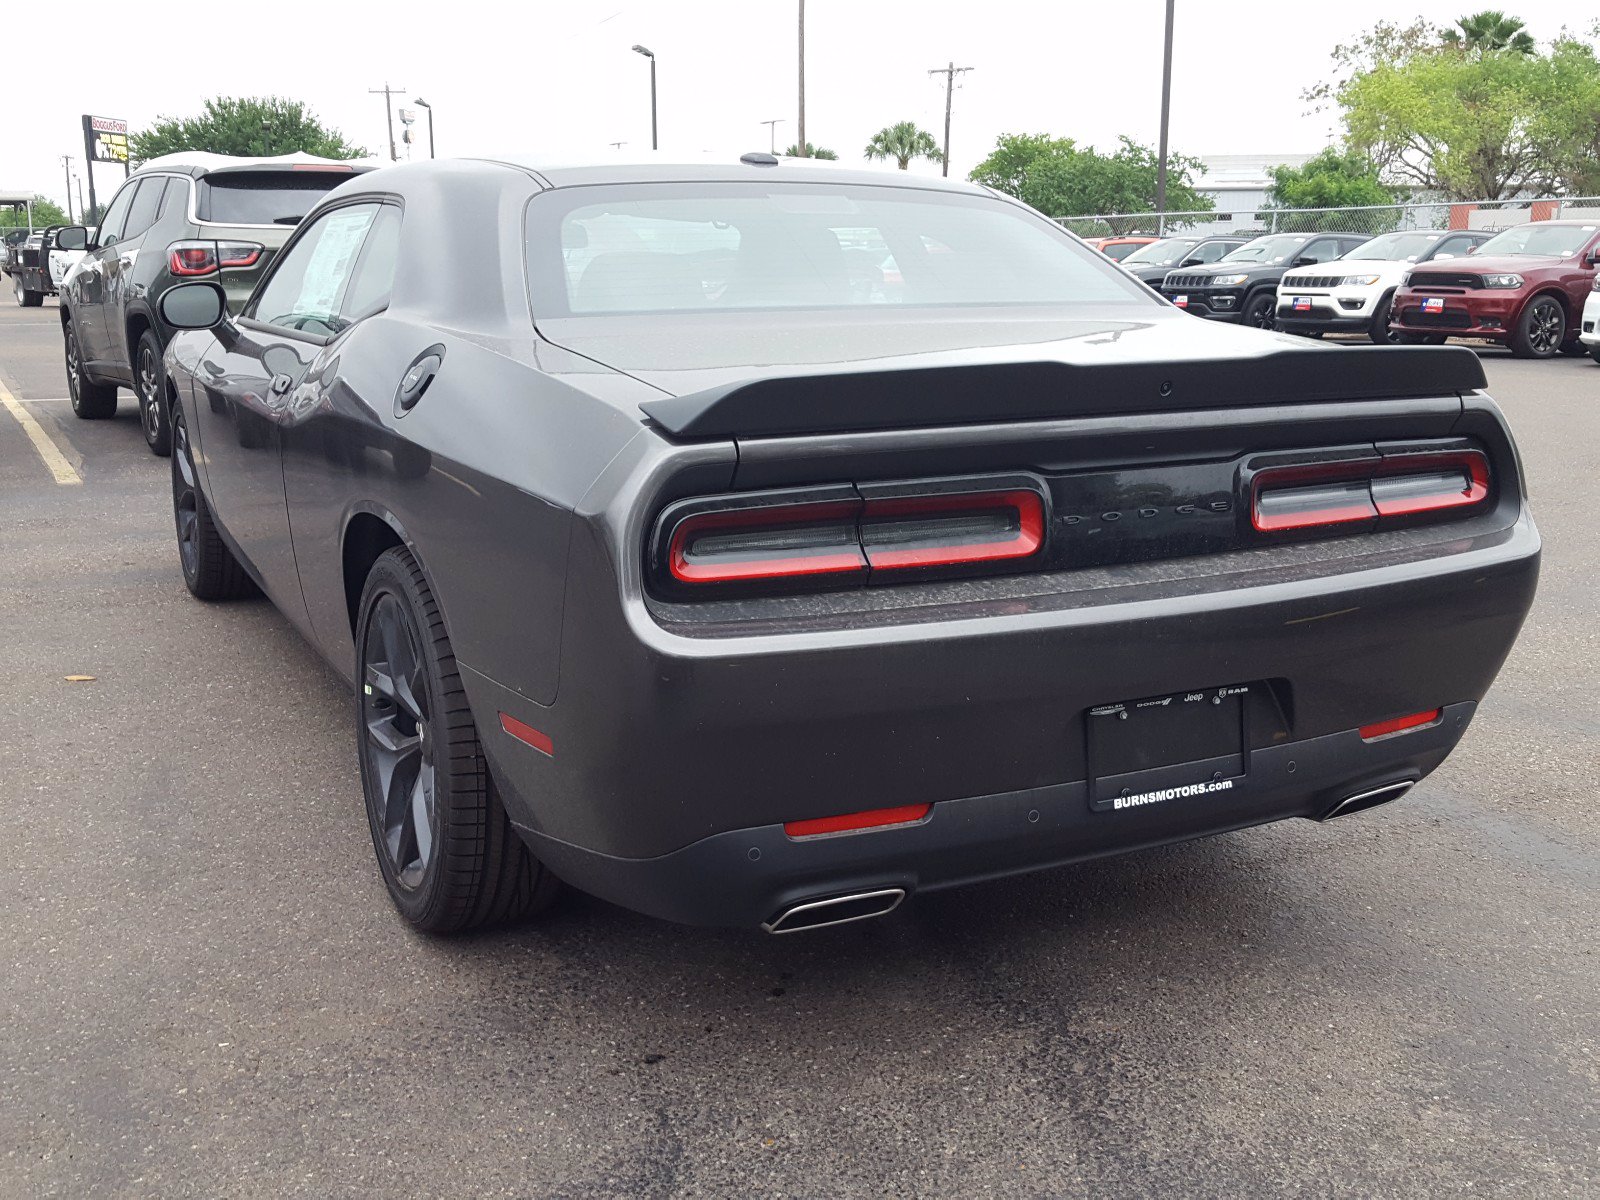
[0,381,81,485]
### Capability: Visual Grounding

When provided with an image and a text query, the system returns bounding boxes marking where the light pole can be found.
[60,155,75,224]
[1154,0,1175,232]
[632,45,657,151]
[412,98,435,158]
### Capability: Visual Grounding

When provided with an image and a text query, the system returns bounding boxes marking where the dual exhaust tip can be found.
[763,887,906,934]
[765,780,1416,932]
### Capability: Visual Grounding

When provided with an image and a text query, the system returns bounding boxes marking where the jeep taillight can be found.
[1251,449,1490,534]
[167,240,264,276]
[656,479,1047,592]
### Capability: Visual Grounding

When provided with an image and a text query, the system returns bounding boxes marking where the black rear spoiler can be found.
[638,345,1488,440]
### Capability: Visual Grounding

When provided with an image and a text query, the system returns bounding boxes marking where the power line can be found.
[368,83,407,162]
[927,62,974,178]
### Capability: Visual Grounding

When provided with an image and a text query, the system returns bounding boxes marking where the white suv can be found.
[1275,229,1492,343]
[1581,275,1600,363]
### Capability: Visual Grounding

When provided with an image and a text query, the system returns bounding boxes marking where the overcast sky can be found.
[2,0,1588,214]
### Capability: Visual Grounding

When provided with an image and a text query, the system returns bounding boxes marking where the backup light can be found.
[1251,450,1490,534]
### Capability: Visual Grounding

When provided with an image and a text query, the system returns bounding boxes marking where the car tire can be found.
[1243,290,1276,330]
[64,321,117,419]
[1509,296,1565,359]
[134,330,172,456]
[170,401,257,601]
[14,275,43,307]
[1589,345,1600,365]
[1369,290,1398,345]
[356,546,559,934]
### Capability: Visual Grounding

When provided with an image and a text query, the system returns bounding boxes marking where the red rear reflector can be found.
[784,803,932,838]
[862,489,1045,570]
[499,712,554,756]
[1359,709,1442,740]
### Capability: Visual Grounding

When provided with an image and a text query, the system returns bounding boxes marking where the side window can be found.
[96,183,140,248]
[1193,241,1229,263]
[340,205,402,322]
[1430,235,1470,261]
[120,179,164,242]
[1300,239,1337,265]
[249,203,379,336]
[157,178,188,222]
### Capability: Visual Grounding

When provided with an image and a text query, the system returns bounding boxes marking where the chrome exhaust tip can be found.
[1320,779,1415,822]
[762,887,906,934]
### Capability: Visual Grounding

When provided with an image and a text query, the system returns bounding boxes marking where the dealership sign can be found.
[83,115,129,164]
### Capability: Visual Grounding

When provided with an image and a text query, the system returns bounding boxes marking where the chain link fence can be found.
[1055,196,1600,240]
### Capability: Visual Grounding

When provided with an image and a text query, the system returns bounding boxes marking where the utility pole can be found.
[1155,0,1176,229]
[797,0,806,156]
[60,156,75,224]
[761,119,784,154]
[368,83,406,162]
[927,62,974,178]
[609,141,627,151]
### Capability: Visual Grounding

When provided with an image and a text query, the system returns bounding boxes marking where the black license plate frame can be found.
[1087,684,1251,812]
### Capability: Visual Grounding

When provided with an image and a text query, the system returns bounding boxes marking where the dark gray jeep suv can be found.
[55,155,369,454]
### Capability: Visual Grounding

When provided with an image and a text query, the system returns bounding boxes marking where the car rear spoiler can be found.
[639,344,1489,439]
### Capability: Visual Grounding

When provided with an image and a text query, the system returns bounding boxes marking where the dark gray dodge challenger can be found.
[157,156,1539,934]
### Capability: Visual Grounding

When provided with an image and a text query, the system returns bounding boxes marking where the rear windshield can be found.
[197,171,355,225]
[528,182,1149,316]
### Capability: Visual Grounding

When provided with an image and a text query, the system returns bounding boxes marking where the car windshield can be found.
[1344,232,1443,261]
[531,182,1148,316]
[1220,235,1309,264]
[1475,223,1596,258]
[197,171,356,225]
[1120,237,1197,265]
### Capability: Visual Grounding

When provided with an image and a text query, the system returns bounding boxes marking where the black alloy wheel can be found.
[135,331,171,456]
[1244,291,1277,330]
[1510,296,1565,359]
[355,547,558,933]
[170,403,255,600]
[64,322,117,419]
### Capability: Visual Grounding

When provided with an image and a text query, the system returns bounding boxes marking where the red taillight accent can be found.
[1253,450,1490,534]
[168,240,263,276]
[499,712,554,756]
[784,803,932,838]
[1359,709,1442,740]
[861,489,1045,570]
[169,243,218,276]
[669,500,867,584]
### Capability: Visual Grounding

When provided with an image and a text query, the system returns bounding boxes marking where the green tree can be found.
[864,122,943,170]
[1443,10,1535,56]
[784,142,838,160]
[969,133,1212,221]
[1267,148,1405,209]
[0,196,69,229]
[130,96,368,163]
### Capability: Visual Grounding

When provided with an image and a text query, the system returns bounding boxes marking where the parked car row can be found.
[1147,220,1600,360]
[49,153,371,454]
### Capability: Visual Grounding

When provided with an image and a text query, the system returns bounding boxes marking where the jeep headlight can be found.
[1481,273,1523,289]
[1591,274,1600,292]
[1342,274,1382,287]
[1210,273,1249,287]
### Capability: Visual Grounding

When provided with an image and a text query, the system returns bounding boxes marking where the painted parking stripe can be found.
[0,381,81,485]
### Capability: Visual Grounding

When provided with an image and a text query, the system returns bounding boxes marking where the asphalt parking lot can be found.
[1,297,1595,1197]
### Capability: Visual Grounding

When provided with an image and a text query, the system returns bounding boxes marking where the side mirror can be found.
[160,281,227,330]
[1291,255,1315,267]
[1179,256,1202,267]
[54,225,89,251]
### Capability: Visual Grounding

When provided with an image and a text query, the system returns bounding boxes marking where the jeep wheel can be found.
[134,330,171,456]
[1244,291,1276,330]
[1369,290,1399,345]
[1509,296,1565,359]
[64,322,117,419]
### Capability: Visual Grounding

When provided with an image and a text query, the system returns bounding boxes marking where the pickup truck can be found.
[8,227,86,306]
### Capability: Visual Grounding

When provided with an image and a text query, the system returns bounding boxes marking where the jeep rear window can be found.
[196,171,355,226]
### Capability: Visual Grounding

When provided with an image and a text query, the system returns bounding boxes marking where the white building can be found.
[1190,153,1314,221]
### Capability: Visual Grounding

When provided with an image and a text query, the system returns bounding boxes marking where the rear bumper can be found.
[517,704,1475,928]
[469,501,1540,926]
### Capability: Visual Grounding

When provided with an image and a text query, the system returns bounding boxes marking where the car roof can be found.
[133,151,379,179]
[494,154,996,196]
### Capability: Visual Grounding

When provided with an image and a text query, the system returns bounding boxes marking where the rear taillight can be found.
[1251,449,1490,534]
[167,240,264,276]
[1360,709,1442,740]
[657,479,1047,591]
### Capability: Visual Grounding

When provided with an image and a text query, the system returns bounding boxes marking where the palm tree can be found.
[784,142,838,160]
[863,122,944,171]
[1442,10,1536,56]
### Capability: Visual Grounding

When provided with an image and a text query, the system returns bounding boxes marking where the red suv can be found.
[1389,220,1600,358]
